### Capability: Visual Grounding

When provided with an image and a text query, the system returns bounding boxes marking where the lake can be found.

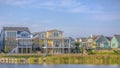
[0,64,120,68]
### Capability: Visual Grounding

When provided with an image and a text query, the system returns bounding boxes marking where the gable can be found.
[111,37,120,48]
[96,36,108,44]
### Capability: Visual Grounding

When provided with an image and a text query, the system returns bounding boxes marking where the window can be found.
[112,43,115,46]
[53,32,59,37]
[53,40,60,47]
[21,32,29,38]
[7,32,16,37]
[21,33,28,37]
[40,34,45,38]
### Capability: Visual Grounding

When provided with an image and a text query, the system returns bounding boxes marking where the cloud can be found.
[90,14,120,21]
[0,0,103,13]
[0,0,31,6]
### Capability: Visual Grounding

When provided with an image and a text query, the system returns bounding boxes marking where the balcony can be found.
[41,45,70,48]
[53,45,62,48]
[18,45,32,48]
[62,45,69,48]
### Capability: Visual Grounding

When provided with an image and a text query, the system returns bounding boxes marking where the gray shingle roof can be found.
[3,27,30,31]
[114,35,120,42]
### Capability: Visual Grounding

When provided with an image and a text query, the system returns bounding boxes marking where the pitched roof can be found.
[47,29,63,32]
[3,27,29,31]
[94,35,103,42]
[114,35,120,42]
[106,37,112,41]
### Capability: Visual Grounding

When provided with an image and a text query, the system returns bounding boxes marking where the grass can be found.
[0,54,42,58]
[45,54,120,64]
[0,54,120,64]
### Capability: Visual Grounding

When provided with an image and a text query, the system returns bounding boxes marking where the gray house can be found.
[0,27,32,53]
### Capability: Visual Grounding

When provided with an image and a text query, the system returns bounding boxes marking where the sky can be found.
[0,0,120,38]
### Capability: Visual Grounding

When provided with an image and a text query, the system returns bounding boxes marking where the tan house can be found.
[32,29,73,54]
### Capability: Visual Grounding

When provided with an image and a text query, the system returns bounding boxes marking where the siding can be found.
[111,37,119,48]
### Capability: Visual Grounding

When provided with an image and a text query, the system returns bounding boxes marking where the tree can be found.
[92,42,96,49]
[71,42,80,53]
[4,45,8,53]
[80,47,84,53]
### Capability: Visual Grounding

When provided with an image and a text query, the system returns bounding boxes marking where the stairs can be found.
[11,46,18,53]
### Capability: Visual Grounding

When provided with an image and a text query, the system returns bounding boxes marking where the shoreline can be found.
[0,54,120,65]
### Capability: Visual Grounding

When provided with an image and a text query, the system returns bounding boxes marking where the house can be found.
[86,35,96,49]
[111,35,120,48]
[94,35,110,50]
[106,36,112,48]
[32,29,73,54]
[0,27,32,53]
[75,37,87,49]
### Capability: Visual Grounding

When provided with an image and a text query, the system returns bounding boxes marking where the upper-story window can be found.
[21,33,28,37]
[39,33,45,39]
[53,32,59,37]
[53,40,60,47]
[6,31,16,37]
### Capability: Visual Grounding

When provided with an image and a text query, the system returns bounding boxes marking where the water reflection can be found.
[0,64,120,68]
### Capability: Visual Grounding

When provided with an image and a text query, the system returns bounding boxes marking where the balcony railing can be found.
[41,45,70,48]
[18,45,32,48]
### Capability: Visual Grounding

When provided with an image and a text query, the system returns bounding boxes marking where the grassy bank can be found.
[0,54,120,65]
[45,54,120,64]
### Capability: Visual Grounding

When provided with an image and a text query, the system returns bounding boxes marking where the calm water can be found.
[0,64,120,68]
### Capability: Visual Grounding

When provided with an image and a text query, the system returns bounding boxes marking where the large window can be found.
[53,32,59,37]
[112,43,115,46]
[21,33,28,37]
[53,40,60,47]
[7,32,16,37]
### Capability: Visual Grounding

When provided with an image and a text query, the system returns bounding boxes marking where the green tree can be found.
[80,47,84,54]
[92,42,96,49]
[71,42,80,53]
[4,45,8,53]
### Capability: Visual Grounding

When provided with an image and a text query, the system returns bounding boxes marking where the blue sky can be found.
[0,0,120,38]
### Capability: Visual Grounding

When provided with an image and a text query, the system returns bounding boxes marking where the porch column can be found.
[30,48,32,53]
[21,47,23,54]
[68,39,71,54]
[52,40,54,55]
[62,40,64,54]
[45,39,48,54]
[26,47,28,53]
